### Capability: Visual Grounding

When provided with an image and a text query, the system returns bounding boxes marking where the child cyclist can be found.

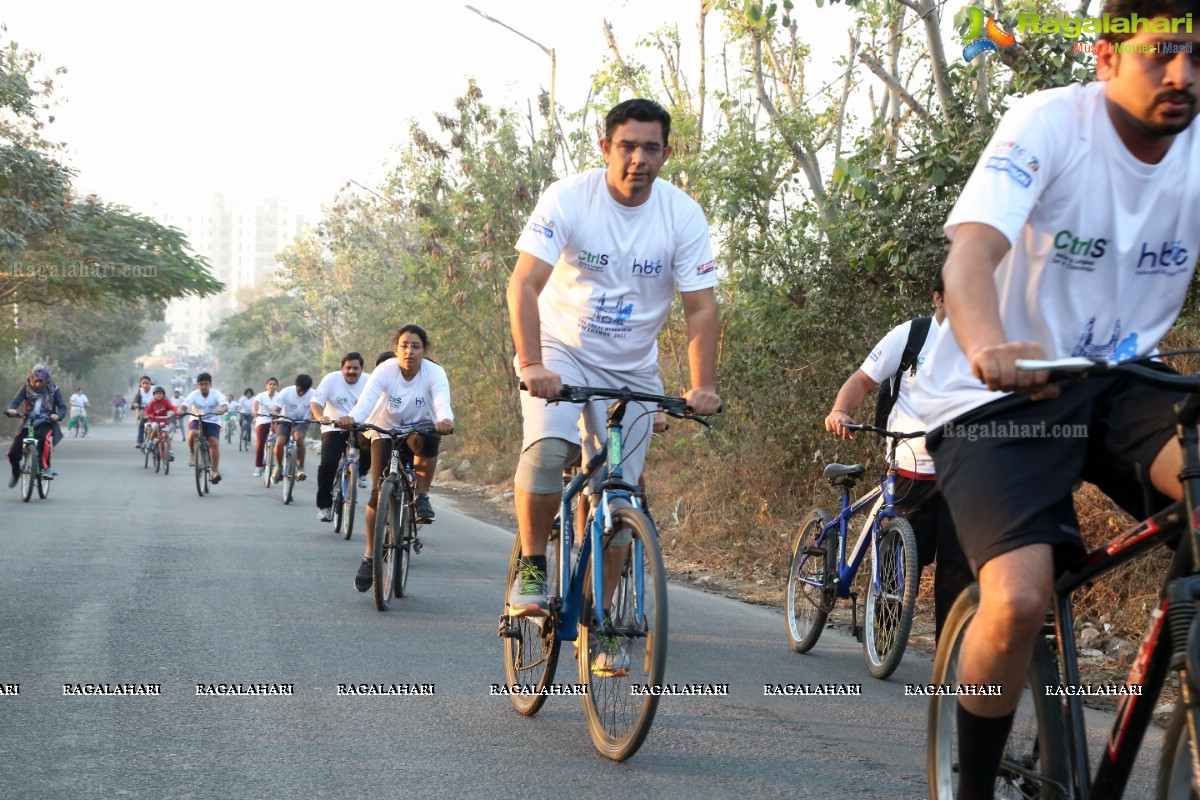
[142,386,177,462]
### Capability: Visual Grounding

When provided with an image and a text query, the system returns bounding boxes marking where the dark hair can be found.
[1099,0,1199,42]
[267,377,278,385]
[376,351,395,367]
[342,352,364,368]
[933,273,945,295]
[244,388,254,395]
[394,324,430,349]
[196,372,212,383]
[605,99,671,145]
[140,375,151,383]
[295,373,313,392]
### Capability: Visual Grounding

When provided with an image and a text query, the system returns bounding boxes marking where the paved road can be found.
[0,423,1163,798]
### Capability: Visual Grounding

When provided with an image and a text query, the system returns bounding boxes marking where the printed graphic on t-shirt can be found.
[528,214,555,240]
[577,249,609,273]
[1135,239,1190,277]
[1051,229,1108,272]
[1069,317,1141,362]
[578,292,633,339]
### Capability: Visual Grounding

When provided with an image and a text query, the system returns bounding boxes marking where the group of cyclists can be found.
[7,0,1200,788]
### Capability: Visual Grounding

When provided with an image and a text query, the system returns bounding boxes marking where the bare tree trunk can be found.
[896,0,956,122]
[697,1,707,144]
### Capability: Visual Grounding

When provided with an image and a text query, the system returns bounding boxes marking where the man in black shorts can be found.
[911,1,1200,796]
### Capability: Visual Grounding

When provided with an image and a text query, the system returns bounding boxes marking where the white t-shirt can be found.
[237,396,255,415]
[912,81,1200,428]
[860,319,940,475]
[515,168,717,372]
[253,391,280,426]
[69,393,89,415]
[311,370,371,434]
[348,359,453,438]
[273,386,314,423]
[183,389,227,426]
[134,388,155,413]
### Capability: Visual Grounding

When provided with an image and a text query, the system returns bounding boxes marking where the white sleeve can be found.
[310,373,332,407]
[348,367,388,424]
[673,201,717,292]
[429,366,453,423]
[945,95,1063,244]
[514,179,571,266]
[859,322,910,384]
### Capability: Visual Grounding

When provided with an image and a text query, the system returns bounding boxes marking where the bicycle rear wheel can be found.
[501,526,561,715]
[863,516,919,679]
[372,483,398,611]
[343,462,358,541]
[785,508,836,653]
[927,584,1069,799]
[20,443,35,502]
[578,505,666,762]
[282,448,295,504]
[1158,703,1200,798]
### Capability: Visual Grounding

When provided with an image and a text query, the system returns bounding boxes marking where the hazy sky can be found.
[3,0,857,217]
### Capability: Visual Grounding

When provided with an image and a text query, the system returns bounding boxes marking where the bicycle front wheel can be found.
[161,439,170,476]
[343,462,358,541]
[282,449,295,505]
[785,508,836,653]
[144,437,152,469]
[393,484,413,598]
[927,584,1069,799]
[863,516,919,679]
[194,444,206,497]
[1158,703,1200,798]
[578,505,666,761]
[501,527,561,716]
[20,443,35,502]
[372,484,398,611]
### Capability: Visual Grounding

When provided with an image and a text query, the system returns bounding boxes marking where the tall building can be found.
[148,195,307,356]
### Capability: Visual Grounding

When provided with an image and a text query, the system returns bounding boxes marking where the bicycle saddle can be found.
[823,463,866,483]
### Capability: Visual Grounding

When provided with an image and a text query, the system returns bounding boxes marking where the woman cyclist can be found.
[5,365,68,487]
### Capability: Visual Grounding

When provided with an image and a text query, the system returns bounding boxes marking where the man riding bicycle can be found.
[311,352,372,523]
[505,98,721,677]
[183,373,228,484]
[910,2,1200,796]
[68,386,90,437]
[270,374,315,484]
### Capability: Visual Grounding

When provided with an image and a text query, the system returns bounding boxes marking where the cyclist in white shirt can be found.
[182,372,228,484]
[310,352,371,523]
[506,99,721,676]
[910,4,1200,795]
[337,325,454,592]
[130,375,155,448]
[251,377,280,478]
[68,387,90,437]
[270,374,315,484]
[237,388,255,436]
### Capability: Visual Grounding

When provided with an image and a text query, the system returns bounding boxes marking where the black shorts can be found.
[926,368,1181,573]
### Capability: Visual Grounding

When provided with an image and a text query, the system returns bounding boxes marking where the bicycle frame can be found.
[822,479,896,598]
[339,435,361,490]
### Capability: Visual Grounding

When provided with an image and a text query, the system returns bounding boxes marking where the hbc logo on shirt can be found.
[632,258,663,277]
[1136,240,1190,276]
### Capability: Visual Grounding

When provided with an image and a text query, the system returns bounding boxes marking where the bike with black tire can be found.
[14,414,52,502]
[332,434,362,540]
[927,356,1200,799]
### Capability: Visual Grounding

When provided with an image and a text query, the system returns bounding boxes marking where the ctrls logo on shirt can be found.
[960,7,1017,61]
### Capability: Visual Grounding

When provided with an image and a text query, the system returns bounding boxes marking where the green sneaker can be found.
[592,617,630,677]
[506,562,547,617]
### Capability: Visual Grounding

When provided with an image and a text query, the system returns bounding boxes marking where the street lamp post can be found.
[464,5,556,152]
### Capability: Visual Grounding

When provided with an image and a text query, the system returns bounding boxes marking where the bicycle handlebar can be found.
[839,422,925,441]
[269,414,315,424]
[1016,356,1200,392]
[519,382,720,426]
[340,421,439,439]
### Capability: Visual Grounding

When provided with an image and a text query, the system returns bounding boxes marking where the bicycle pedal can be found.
[412,540,423,554]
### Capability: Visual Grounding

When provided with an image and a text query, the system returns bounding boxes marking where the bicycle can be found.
[332,432,363,540]
[498,384,713,762]
[14,413,53,502]
[224,414,237,445]
[785,422,922,679]
[239,413,253,452]
[927,356,1200,799]
[182,411,212,498]
[144,418,173,475]
[345,421,436,611]
[262,424,277,489]
[270,414,310,505]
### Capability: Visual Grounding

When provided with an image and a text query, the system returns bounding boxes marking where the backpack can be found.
[873,316,932,430]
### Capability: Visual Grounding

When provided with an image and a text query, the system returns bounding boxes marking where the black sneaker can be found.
[354,558,373,592]
[7,474,17,488]
[415,494,435,524]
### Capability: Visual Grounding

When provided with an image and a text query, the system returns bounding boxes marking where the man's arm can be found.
[506,251,560,398]
[824,370,879,439]
[679,288,721,415]
[309,401,325,423]
[944,222,1051,394]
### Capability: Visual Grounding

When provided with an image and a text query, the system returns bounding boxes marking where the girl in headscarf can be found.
[5,364,68,487]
